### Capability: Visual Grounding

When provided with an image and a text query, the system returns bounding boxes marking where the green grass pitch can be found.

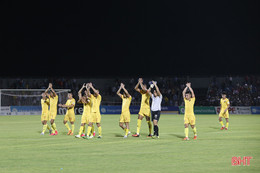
[0,114,260,173]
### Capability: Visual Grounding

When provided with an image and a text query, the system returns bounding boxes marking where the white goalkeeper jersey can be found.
[151,94,162,111]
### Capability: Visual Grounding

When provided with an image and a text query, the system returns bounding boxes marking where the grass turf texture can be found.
[0,114,259,173]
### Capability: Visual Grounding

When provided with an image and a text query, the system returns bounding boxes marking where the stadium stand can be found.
[0,76,259,106]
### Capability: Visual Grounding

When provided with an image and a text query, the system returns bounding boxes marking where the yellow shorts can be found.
[41,113,49,121]
[184,115,196,125]
[64,112,75,122]
[89,112,101,123]
[219,111,229,118]
[81,113,90,124]
[138,108,151,117]
[49,111,57,120]
[120,111,131,123]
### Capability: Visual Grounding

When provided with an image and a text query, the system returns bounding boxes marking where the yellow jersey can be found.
[184,97,195,116]
[121,95,132,113]
[220,98,230,111]
[140,91,150,110]
[49,95,58,112]
[41,98,49,115]
[83,99,91,115]
[90,94,101,113]
[65,98,76,113]
[78,98,91,115]
[84,103,91,115]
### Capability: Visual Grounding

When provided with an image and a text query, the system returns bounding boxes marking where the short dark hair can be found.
[222,91,227,95]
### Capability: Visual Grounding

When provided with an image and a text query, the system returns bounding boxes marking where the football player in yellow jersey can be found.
[219,91,230,130]
[45,83,59,136]
[58,92,76,135]
[182,83,197,141]
[84,82,102,139]
[116,83,132,138]
[132,78,152,137]
[75,84,95,138]
[40,93,51,135]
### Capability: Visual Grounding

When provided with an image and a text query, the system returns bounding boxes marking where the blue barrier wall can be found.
[100,106,140,114]
[11,106,41,112]
[5,106,259,115]
[251,107,260,114]
[100,106,179,114]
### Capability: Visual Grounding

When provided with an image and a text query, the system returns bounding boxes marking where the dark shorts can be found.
[151,111,161,121]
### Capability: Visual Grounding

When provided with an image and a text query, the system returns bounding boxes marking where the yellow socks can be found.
[136,119,142,134]
[51,123,57,131]
[185,128,189,137]
[87,126,92,136]
[83,125,86,134]
[192,127,197,136]
[125,128,129,136]
[46,124,50,130]
[220,121,224,127]
[42,124,47,133]
[91,126,95,135]
[78,126,84,136]
[147,121,152,135]
[98,126,102,136]
[64,123,71,131]
[71,124,75,133]
[226,122,229,129]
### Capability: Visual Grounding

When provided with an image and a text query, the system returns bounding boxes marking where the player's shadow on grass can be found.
[209,126,219,130]
[114,133,123,137]
[113,133,149,137]
[61,132,68,135]
[171,133,184,139]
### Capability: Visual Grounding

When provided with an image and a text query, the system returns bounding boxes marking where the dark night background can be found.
[3,0,260,77]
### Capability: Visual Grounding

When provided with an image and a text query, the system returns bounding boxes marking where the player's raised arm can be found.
[44,83,51,94]
[77,83,86,103]
[147,84,152,97]
[122,83,131,98]
[78,84,85,99]
[85,83,91,97]
[89,83,99,95]
[182,86,188,99]
[134,79,141,93]
[139,78,147,92]
[153,81,161,96]
[49,83,57,97]
[187,83,195,98]
[116,83,123,98]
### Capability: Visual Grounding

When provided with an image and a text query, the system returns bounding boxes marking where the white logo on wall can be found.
[11,108,18,115]
[252,109,256,113]
[181,108,185,114]
[58,108,67,115]
[76,107,83,114]
[101,108,106,113]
